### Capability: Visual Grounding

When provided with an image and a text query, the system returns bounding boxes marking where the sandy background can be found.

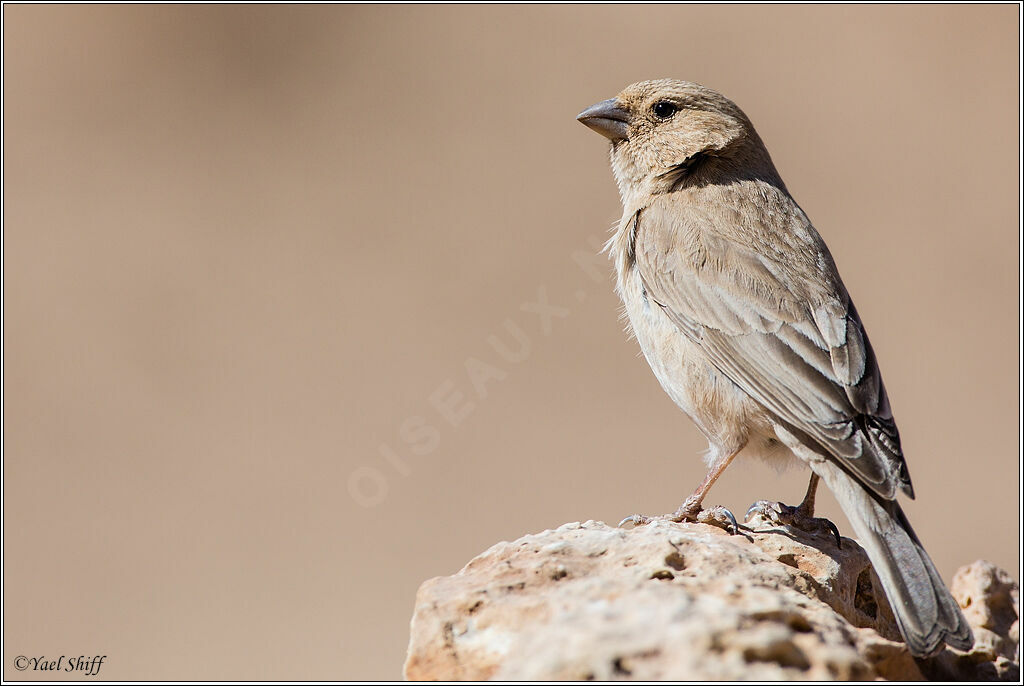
[3,4,1019,680]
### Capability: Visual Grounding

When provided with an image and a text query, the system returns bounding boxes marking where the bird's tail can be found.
[812,461,973,657]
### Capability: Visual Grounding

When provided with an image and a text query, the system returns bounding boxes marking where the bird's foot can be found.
[744,500,842,548]
[619,499,738,534]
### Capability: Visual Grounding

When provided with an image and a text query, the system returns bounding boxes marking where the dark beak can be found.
[576,98,630,141]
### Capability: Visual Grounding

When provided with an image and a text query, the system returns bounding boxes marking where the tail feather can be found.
[812,460,973,657]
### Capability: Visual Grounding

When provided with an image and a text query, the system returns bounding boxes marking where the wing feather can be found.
[634,195,911,499]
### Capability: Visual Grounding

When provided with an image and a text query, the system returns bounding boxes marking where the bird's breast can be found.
[619,262,711,423]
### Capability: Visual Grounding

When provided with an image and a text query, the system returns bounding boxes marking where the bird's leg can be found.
[745,472,842,547]
[795,472,820,518]
[620,448,741,534]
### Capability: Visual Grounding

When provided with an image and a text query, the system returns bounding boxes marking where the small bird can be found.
[577,79,972,658]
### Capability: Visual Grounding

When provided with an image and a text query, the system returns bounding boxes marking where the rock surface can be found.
[404,520,1019,681]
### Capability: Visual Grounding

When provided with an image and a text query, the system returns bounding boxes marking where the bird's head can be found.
[577,79,779,207]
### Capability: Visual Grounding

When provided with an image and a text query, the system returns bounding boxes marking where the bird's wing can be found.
[632,194,912,500]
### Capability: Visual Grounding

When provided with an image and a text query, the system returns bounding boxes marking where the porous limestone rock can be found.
[404,520,1018,681]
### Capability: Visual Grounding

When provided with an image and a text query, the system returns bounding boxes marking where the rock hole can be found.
[551,565,568,581]
[742,641,810,670]
[855,567,878,620]
[777,553,800,569]
[752,610,812,633]
[467,600,483,614]
[442,622,457,654]
[650,570,675,581]
[786,614,812,633]
[611,657,632,675]
[749,614,811,634]
[664,552,686,570]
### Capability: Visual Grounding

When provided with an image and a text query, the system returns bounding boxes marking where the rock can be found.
[404,520,1019,681]
[918,560,1021,680]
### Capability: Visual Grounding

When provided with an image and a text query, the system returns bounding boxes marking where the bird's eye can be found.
[652,101,678,119]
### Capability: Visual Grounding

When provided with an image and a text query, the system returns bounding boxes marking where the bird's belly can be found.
[622,278,707,419]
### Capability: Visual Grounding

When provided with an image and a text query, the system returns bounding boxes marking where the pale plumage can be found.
[578,79,971,657]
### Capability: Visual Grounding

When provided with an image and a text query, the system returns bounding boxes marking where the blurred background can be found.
[3,4,1019,680]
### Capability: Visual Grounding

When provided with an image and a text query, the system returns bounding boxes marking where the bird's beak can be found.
[576,98,630,142]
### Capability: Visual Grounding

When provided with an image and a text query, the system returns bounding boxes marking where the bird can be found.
[576,79,973,658]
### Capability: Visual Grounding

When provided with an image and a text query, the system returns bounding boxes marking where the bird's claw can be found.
[697,505,739,535]
[618,514,649,528]
[617,505,738,535]
[745,499,842,548]
[746,500,787,524]
[821,518,842,549]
